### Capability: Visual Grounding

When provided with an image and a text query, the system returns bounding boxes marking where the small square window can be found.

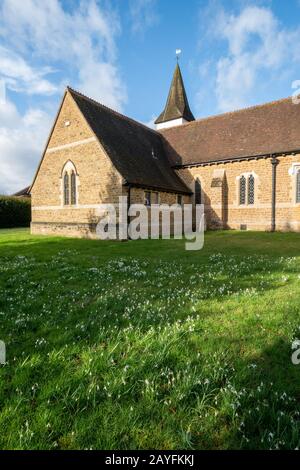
[152,192,159,205]
[144,191,151,206]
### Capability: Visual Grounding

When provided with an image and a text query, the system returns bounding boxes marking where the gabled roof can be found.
[12,186,31,197]
[155,64,195,125]
[68,88,191,194]
[160,97,300,167]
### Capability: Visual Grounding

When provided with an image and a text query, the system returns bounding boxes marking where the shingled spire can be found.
[155,63,195,130]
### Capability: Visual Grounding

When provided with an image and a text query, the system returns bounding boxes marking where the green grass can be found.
[1,229,300,450]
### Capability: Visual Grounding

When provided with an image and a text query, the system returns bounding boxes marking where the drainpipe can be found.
[271,156,279,232]
[127,184,132,240]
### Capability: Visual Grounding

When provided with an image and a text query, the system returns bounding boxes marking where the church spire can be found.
[155,63,195,130]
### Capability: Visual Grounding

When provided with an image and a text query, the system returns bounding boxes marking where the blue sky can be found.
[1,0,300,193]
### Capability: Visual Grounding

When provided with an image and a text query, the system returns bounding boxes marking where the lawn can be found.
[1,228,300,450]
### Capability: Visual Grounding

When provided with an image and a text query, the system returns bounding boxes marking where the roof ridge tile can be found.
[160,96,293,133]
[67,86,159,135]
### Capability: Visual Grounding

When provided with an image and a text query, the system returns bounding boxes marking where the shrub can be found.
[0,196,31,228]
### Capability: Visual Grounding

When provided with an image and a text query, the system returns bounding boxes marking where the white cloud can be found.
[0,98,52,194]
[142,115,157,129]
[0,0,127,193]
[211,6,300,112]
[129,0,159,34]
[0,45,58,96]
[0,0,127,109]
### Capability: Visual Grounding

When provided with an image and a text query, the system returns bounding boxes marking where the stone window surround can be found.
[288,163,300,206]
[236,172,258,207]
[60,160,80,207]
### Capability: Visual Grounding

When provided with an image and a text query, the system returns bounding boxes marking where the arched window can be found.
[71,170,76,205]
[195,178,202,205]
[248,175,255,205]
[64,172,70,205]
[297,170,300,203]
[239,176,246,205]
[61,161,78,206]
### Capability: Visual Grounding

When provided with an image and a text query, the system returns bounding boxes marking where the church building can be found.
[30,63,300,237]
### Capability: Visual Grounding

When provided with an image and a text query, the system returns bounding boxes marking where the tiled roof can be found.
[12,186,31,197]
[68,88,191,194]
[160,97,300,166]
[155,64,195,125]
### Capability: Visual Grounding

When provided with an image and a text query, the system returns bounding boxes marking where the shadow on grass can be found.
[1,231,300,449]
[219,337,300,449]
[0,233,299,357]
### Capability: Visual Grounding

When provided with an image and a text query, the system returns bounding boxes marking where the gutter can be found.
[173,149,300,170]
[122,181,192,195]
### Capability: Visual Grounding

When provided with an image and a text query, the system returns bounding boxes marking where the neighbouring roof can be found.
[12,186,31,197]
[68,88,191,194]
[160,97,300,166]
[155,64,195,125]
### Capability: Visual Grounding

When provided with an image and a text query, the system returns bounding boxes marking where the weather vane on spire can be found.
[175,49,182,63]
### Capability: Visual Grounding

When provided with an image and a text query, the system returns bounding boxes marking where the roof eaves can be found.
[173,149,298,169]
[123,180,192,195]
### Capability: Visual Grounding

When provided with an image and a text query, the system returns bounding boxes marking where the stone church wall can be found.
[178,154,300,232]
[30,90,300,239]
[31,91,124,238]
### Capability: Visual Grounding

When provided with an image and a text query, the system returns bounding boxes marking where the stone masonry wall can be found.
[31,91,124,237]
[31,91,190,239]
[177,154,300,231]
[31,89,300,237]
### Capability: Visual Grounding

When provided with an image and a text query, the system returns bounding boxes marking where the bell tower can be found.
[155,62,195,130]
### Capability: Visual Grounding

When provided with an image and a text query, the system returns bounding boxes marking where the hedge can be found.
[0,196,31,228]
